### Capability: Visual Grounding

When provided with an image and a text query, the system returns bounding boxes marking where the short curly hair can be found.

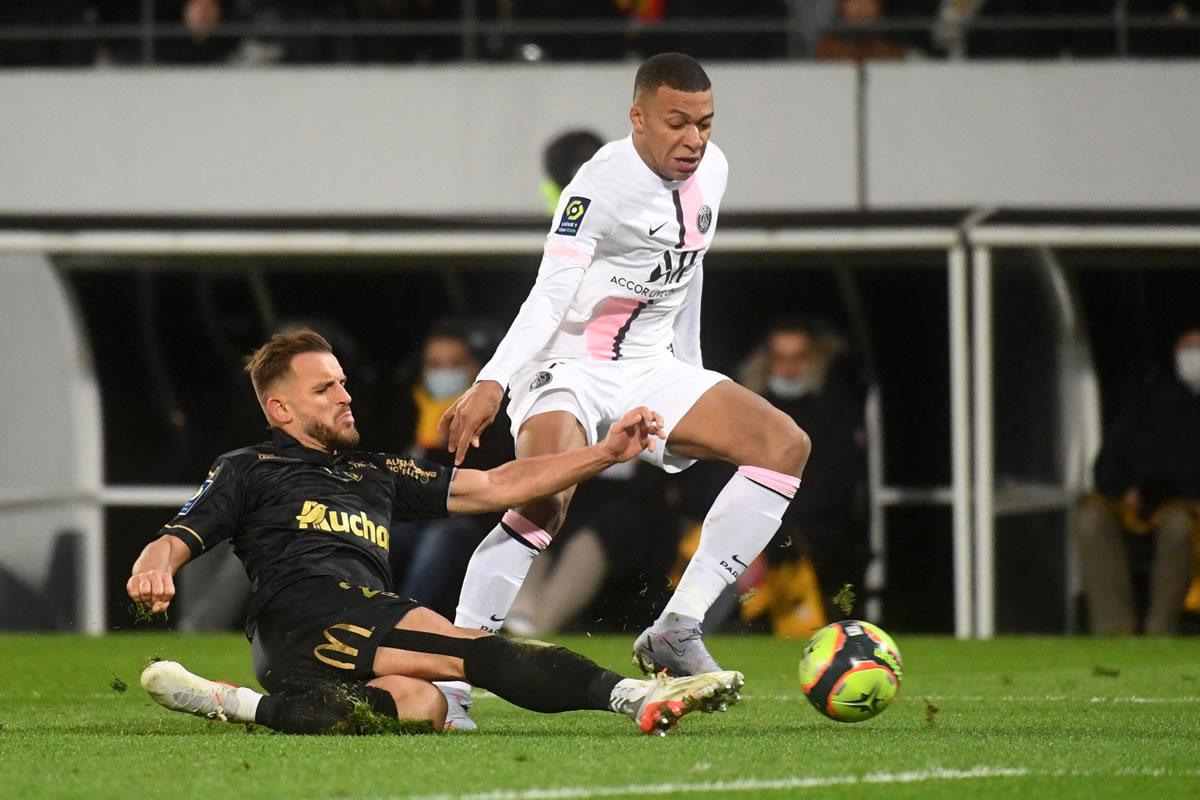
[634,53,711,99]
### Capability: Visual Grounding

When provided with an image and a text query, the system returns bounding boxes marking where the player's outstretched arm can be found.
[127,534,193,614]
[438,379,505,466]
[446,407,664,514]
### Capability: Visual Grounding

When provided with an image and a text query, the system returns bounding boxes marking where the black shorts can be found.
[250,576,420,694]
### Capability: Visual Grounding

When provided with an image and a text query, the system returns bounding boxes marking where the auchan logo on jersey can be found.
[295,501,390,551]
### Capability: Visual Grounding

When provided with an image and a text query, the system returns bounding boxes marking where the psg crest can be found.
[530,371,554,391]
[697,205,712,234]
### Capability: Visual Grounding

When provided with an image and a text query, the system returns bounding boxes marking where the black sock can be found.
[463,636,624,713]
[255,684,398,734]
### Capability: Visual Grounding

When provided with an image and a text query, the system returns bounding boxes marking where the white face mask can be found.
[424,367,472,400]
[768,375,811,400]
[1176,347,1200,394]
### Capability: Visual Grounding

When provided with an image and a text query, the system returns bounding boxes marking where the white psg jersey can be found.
[477,135,728,387]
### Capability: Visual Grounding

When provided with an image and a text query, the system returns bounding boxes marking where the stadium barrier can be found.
[8,217,1194,636]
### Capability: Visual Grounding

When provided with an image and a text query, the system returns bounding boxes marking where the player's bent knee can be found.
[783,424,812,472]
[755,416,810,475]
[370,676,448,728]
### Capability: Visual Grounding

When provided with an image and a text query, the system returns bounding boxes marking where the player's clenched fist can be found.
[600,406,665,462]
[127,570,176,615]
[438,380,505,466]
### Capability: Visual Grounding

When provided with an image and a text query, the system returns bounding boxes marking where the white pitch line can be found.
[392,766,1030,800]
[734,694,1200,704]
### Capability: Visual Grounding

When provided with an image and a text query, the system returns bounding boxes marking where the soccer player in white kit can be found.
[438,53,811,729]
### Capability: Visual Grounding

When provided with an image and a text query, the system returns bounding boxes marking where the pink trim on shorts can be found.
[737,466,800,500]
[677,176,707,251]
[585,297,642,360]
[544,241,592,266]
[501,509,552,551]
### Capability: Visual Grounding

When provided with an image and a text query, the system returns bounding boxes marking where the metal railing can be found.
[2,10,1198,65]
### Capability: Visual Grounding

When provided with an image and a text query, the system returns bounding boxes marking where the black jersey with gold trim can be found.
[157,428,452,635]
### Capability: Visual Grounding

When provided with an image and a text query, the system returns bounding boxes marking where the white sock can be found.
[453,510,550,633]
[608,677,652,718]
[660,466,799,624]
[437,513,551,701]
[231,686,261,723]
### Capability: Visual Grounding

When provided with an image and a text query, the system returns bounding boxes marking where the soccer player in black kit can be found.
[128,329,741,735]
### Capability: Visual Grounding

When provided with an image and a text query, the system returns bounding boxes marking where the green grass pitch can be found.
[3,632,1198,799]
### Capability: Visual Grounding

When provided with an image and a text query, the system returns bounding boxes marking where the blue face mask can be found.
[1177,347,1200,394]
[424,367,472,400]
[768,375,811,400]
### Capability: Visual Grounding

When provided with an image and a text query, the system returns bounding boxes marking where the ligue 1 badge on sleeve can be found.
[530,371,554,391]
[555,196,591,237]
[697,205,712,234]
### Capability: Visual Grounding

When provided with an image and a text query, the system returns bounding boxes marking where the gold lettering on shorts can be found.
[312,622,374,671]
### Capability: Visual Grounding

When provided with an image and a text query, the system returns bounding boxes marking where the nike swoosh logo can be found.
[648,222,668,236]
[667,640,688,657]
[731,554,749,569]
[489,615,505,623]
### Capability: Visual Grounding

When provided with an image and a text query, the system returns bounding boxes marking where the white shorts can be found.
[506,356,730,473]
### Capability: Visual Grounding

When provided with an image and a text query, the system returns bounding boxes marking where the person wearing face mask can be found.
[1074,326,1200,636]
[412,328,485,454]
[390,321,514,624]
[724,318,869,637]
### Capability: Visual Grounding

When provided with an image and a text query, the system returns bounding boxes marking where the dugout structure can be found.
[5,212,1197,636]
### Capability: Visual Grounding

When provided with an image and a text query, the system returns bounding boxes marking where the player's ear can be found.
[629,102,645,134]
[266,396,291,425]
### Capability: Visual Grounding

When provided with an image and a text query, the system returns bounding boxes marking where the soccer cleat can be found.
[632,615,723,676]
[140,660,249,723]
[631,670,744,736]
[439,684,477,732]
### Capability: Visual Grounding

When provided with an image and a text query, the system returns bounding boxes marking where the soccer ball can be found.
[798,619,903,723]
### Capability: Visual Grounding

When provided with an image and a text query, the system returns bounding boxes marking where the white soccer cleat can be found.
[439,684,478,732]
[140,660,249,723]
[630,670,744,736]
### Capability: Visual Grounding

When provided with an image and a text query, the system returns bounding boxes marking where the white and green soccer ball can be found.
[799,619,903,723]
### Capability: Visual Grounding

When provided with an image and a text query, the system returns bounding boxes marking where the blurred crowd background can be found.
[2,1,1200,67]
[2,3,1199,642]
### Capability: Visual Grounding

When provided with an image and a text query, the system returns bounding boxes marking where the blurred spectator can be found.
[94,0,239,64]
[541,129,606,213]
[155,0,239,64]
[786,0,838,57]
[1073,326,1200,636]
[815,0,909,61]
[387,319,513,619]
[728,318,870,636]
